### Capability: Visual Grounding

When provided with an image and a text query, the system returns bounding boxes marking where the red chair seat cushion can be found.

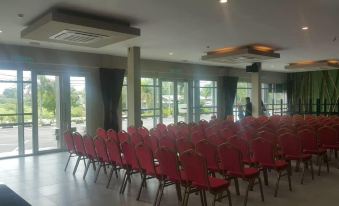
[193,177,230,192]
[229,167,259,178]
[322,144,339,150]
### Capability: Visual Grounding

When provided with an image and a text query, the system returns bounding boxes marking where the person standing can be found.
[245,97,252,117]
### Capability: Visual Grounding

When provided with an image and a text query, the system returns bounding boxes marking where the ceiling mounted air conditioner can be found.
[21,8,140,48]
[285,60,339,72]
[201,45,280,64]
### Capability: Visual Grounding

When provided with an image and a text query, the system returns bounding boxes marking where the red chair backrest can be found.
[96,128,107,140]
[138,127,149,139]
[83,136,97,159]
[107,129,118,142]
[228,136,251,162]
[73,132,86,156]
[196,140,219,170]
[279,132,302,157]
[298,129,318,151]
[94,138,109,162]
[207,134,225,146]
[135,144,157,175]
[118,131,130,143]
[130,133,143,145]
[191,130,206,145]
[157,123,167,134]
[181,150,209,188]
[318,126,338,146]
[176,138,194,154]
[127,126,138,135]
[252,138,275,166]
[218,143,244,176]
[121,142,139,170]
[106,140,124,166]
[220,128,236,141]
[159,136,176,152]
[257,130,276,144]
[64,131,75,153]
[143,136,159,154]
[156,148,182,181]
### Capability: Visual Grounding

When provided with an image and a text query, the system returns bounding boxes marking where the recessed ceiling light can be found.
[169,52,174,55]
[0,30,2,33]
[302,26,309,30]
[220,0,228,3]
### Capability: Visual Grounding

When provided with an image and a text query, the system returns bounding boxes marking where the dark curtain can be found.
[223,76,239,117]
[99,68,125,131]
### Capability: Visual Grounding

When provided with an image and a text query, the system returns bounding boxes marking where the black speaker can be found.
[246,62,261,72]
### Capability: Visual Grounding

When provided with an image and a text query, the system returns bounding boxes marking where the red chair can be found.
[130,132,143,146]
[157,123,167,134]
[120,141,140,194]
[72,132,87,175]
[318,126,339,158]
[64,131,76,171]
[257,130,276,144]
[106,140,125,188]
[180,150,232,206]
[127,126,138,135]
[218,143,264,205]
[279,132,314,184]
[176,138,194,154]
[158,136,176,152]
[228,136,254,165]
[94,138,110,183]
[118,131,130,143]
[156,148,187,206]
[298,129,329,175]
[83,135,98,180]
[220,128,236,141]
[207,134,226,146]
[191,131,206,145]
[196,140,219,176]
[135,144,164,204]
[138,127,149,139]
[106,129,118,142]
[96,128,107,140]
[252,138,292,197]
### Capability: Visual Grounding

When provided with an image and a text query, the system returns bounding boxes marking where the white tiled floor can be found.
[1,152,339,205]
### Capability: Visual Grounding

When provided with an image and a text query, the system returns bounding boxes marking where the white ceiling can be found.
[0,0,338,72]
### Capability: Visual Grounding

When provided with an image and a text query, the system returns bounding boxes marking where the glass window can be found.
[234,82,252,121]
[195,80,218,121]
[121,77,128,131]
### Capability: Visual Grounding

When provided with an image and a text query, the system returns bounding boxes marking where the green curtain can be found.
[287,70,339,113]
[222,76,239,116]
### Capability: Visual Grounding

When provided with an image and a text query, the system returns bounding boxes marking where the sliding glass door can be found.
[160,80,191,125]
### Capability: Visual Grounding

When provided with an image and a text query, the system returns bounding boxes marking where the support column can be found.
[251,70,262,117]
[127,47,141,127]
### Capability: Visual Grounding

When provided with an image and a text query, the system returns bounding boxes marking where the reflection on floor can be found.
[0,152,339,206]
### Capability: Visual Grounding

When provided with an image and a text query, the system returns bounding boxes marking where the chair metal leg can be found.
[227,188,232,206]
[317,155,322,176]
[73,156,81,175]
[244,179,252,206]
[175,183,182,201]
[119,169,128,194]
[94,163,102,183]
[274,171,281,197]
[234,177,240,195]
[325,154,330,173]
[106,167,115,188]
[258,176,264,202]
[287,167,292,192]
[263,168,269,185]
[310,159,314,180]
[157,180,166,206]
[83,159,92,179]
[300,161,306,184]
[137,174,146,200]
[183,186,190,206]
[64,153,72,171]
[153,180,162,206]
[202,190,207,206]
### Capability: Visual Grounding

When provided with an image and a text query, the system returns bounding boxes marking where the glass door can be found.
[36,74,62,151]
[161,81,175,125]
[70,76,87,135]
[177,81,189,123]
[160,80,190,125]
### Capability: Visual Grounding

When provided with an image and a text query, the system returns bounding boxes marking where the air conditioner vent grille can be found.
[49,30,109,44]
